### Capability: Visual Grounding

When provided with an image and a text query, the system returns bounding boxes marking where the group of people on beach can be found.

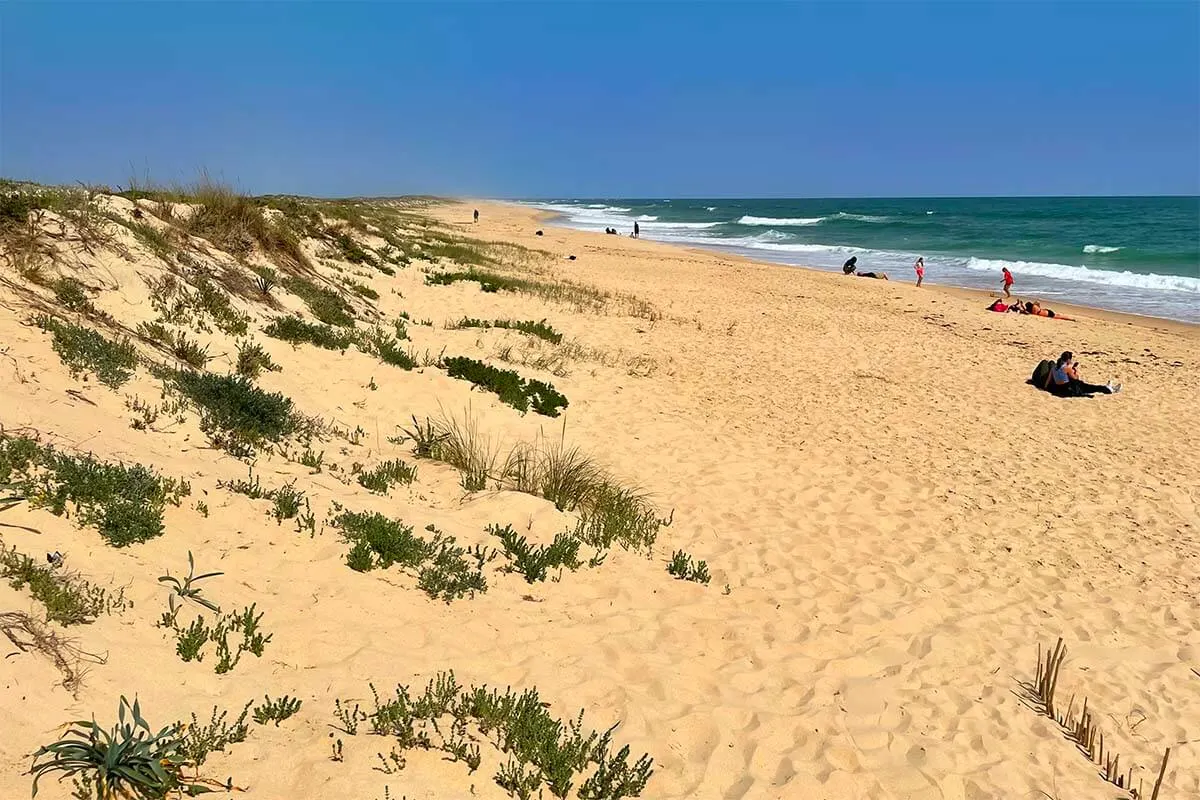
[840,254,1121,397]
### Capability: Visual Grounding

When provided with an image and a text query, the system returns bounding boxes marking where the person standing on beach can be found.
[914,257,925,287]
[1002,266,1014,298]
[473,209,479,224]
[633,221,640,238]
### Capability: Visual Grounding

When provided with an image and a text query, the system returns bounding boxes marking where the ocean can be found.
[527,197,1200,323]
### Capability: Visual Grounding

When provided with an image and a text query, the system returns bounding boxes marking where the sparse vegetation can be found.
[666,550,711,584]
[282,274,355,327]
[361,325,416,370]
[0,542,129,625]
[35,316,138,388]
[442,356,568,417]
[137,323,209,368]
[401,412,496,492]
[399,419,666,553]
[335,672,654,799]
[426,267,659,320]
[217,468,311,527]
[452,317,563,344]
[185,178,308,268]
[357,459,417,493]
[145,274,250,337]
[263,315,355,350]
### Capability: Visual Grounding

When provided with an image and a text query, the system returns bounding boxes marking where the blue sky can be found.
[2,1,1198,198]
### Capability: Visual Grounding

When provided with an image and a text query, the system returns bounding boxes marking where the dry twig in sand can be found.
[0,611,105,693]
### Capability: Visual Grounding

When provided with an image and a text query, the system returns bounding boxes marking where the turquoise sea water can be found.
[528,197,1200,323]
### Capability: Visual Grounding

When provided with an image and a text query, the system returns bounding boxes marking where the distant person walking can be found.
[914,257,925,287]
[633,221,640,238]
[1002,266,1014,298]
[473,209,479,224]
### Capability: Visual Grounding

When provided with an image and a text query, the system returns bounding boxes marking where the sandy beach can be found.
[1,193,1196,800]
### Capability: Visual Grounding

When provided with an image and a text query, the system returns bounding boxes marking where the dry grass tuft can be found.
[1028,638,1173,798]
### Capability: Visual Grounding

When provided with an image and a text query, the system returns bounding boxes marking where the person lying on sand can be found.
[987,299,1022,313]
[1024,301,1074,321]
[1049,351,1121,397]
[842,257,888,280]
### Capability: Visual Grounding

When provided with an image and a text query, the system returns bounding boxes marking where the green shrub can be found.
[333,232,377,266]
[168,605,272,674]
[263,315,354,350]
[2,433,189,547]
[235,339,280,378]
[357,460,417,494]
[332,510,430,572]
[178,703,250,766]
[442,356,567,417]
[489,524,582,583]
[666,550,710,585]
[52,277,94,313]
[253,695,302,726]
[332,511,487,602]
[0,543,128,625]
[36,316,138,388]
[281,275,355,327]
[170,370,295,452]
[362,326,416,370]
[417,536,488,603]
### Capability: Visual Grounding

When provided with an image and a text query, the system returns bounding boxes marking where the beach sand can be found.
[1,195,1196,799]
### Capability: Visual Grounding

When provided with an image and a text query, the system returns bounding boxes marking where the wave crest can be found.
[1083,244,1121,254]
[965,258,1200,293]
[738,215,825,226]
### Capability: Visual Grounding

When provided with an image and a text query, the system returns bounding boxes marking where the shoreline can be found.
[512,202,1199,338]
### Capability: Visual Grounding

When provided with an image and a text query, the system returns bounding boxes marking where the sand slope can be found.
[0,195,1196,799]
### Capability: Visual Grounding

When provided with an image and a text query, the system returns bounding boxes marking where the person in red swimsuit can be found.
[914,257,925,287]
[1002,266,1014,298]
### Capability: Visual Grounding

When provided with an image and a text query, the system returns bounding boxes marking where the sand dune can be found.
[0,192,1195,799]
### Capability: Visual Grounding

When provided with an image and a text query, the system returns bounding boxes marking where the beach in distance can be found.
[530,196,1200,324]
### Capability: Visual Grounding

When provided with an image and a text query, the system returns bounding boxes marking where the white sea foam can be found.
[831,212,891,223]
[705,206,717,212]
[964,257,1200,293]
[641,220,721,229]
[1083,244,1121,254]
[634,215,658,221]
[738,215,825,226]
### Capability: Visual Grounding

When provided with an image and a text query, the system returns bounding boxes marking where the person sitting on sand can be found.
[1049,351,1121,397]
[1025,301,1074,321]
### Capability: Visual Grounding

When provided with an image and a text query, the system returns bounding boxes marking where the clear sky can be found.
[2,1,1198,198]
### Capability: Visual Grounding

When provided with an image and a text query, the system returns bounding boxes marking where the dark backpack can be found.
[1030,359,1055,390]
